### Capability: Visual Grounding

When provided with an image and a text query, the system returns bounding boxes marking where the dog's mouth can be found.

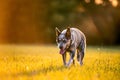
[60,48,66,54]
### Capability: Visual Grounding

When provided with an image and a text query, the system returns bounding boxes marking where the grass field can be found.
[0,45,120,80]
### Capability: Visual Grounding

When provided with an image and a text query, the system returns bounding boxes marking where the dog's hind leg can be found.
[79,51,84,65]
[77,48,84,65]
[77,49,83,65]
[78,39,86,66]
[77,49,80,62]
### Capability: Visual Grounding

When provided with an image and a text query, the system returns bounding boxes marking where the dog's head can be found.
[55,27,72,54]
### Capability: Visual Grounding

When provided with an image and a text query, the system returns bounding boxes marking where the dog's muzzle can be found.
[59,46,65,54]
[59,40,72,55]
[60,48,66,54]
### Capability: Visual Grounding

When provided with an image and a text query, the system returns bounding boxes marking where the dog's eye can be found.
[63,39,66,43]
[57,39,60,42]
[58,39,61,42]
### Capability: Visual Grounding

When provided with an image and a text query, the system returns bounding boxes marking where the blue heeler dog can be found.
[55,27,86,67]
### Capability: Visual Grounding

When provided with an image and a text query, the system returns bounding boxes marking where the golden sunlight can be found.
[109,0,118,7]
[85,0,90,3]
[95,0,103,5]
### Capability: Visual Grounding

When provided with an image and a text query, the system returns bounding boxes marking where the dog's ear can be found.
[55,27,61,37]
[66,27,71,39]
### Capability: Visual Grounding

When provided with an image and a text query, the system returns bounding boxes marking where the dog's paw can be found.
[65,63,70,68]
[65,64,68,67]
[80,62,83,66]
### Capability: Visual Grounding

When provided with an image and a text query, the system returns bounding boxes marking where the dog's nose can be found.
[59,46,63,49]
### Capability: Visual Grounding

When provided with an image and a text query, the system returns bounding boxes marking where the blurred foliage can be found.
[48,0,120,45]
[0,0,120,45]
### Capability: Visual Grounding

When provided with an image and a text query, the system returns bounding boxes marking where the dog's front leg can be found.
[62,53,66,66]
[66,51,75,67]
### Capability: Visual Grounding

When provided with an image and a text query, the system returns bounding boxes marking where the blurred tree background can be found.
[0,0,120,45]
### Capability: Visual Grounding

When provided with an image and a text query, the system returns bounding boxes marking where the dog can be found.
[55,27,86,67]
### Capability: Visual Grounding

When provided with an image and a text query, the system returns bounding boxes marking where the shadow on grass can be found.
[12,65,66,77]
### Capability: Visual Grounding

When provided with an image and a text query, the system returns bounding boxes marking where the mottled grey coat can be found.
[56,27,86,67]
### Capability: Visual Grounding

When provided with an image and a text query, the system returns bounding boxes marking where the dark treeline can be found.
[0,0,120,45]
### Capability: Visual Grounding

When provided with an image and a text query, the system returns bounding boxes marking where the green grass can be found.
[0,45,120,80]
